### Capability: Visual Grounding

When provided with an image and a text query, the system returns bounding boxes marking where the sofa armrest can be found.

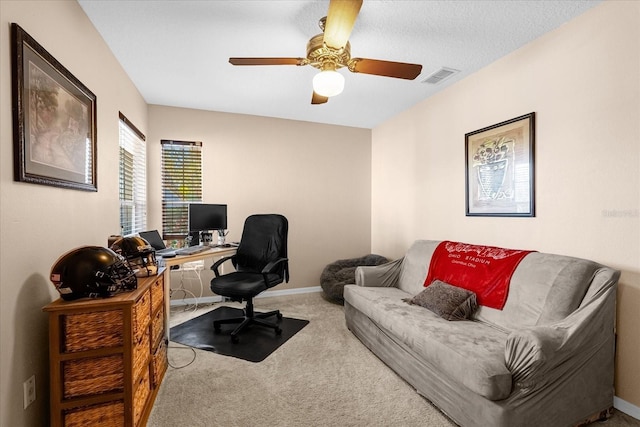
[505,273,618,393]
[355,257,403,288]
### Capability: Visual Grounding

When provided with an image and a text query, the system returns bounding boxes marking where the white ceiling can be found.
[78,0,601,129]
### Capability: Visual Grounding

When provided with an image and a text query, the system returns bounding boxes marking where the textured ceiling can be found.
[79,0,601,129]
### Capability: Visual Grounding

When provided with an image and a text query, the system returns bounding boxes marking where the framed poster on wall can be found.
[465,113,535,217]
[11,23,97,191]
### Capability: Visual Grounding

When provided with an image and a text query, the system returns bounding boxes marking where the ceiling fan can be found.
[229,0,423,105]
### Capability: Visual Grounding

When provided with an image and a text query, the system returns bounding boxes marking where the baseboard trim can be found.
[169,286,322,307]
[260,286,322,298]
[614,396,640,420]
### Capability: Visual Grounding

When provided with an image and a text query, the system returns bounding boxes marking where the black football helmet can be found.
[50,246,137,301]
[110,236,158,277]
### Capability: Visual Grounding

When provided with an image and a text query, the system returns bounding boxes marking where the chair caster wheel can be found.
[275,327,282,336]
[231,335,239,343]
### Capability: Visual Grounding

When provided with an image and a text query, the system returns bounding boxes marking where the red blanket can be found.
[424,241,534,310]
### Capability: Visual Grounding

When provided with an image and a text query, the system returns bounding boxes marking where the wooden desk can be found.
[160,246,236,338]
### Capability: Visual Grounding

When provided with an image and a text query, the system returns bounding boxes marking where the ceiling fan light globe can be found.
[313,70,344,97]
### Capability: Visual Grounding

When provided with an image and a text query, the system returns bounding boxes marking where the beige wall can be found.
[371,0,640,409]
[147,105,372,298]
[0,1,148,425]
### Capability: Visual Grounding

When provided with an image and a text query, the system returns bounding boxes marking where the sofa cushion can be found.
[397,240,440,295]
[397,241,605,333]
[404,280,477,321]
[344,284,512,400]
[423,241,534,309]
[473,252,604,331]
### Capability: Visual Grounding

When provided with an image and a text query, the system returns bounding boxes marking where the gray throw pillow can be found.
[404,280,478,321]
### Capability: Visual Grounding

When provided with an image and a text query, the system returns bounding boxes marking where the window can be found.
[118,113,147,235]
[161,140,202,240]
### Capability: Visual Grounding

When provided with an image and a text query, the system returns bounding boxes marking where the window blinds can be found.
[161,140,202,240]
[118,114,147,236]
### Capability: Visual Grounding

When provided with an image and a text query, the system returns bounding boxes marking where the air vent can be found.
[422,67,460,84]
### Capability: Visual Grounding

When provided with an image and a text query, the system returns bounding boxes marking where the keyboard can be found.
[174,245,210,256]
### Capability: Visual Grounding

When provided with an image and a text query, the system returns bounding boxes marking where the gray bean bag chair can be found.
[320,254,389,303]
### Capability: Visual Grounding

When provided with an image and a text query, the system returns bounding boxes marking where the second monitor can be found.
[188,203,227,234]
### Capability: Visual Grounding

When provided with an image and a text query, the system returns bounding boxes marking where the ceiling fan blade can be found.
[349,58,422,80]
[323,0,363,51]
[229,57,305,66]
[311,91,329,105]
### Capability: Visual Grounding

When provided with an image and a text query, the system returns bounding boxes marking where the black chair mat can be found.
[169,306,309,363]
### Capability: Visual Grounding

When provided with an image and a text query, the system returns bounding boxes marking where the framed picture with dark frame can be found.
[11,23,97,192]
[465,113,535,217]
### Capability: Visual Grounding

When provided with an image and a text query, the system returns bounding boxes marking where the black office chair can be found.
[210,214,289,343]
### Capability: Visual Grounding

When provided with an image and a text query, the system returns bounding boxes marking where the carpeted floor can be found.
[149,292,640,427]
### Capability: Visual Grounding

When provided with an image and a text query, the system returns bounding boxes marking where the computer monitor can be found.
[188,203,227,233]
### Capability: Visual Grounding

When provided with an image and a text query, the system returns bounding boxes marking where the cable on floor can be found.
[166,344,197,369]
[166,302,221,369]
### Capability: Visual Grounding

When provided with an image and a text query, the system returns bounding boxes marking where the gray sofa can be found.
[343,240,620,427]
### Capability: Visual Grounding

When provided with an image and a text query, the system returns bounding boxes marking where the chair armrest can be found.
[261,257,288,273]
[355,257,403,287]
[261,257,289,282]
[210,255,235,278]
[505,275,617,393]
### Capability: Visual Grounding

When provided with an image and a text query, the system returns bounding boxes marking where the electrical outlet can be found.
[23,375,36,409]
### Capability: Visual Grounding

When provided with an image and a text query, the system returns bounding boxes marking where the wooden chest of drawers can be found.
[43,270,167,427]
